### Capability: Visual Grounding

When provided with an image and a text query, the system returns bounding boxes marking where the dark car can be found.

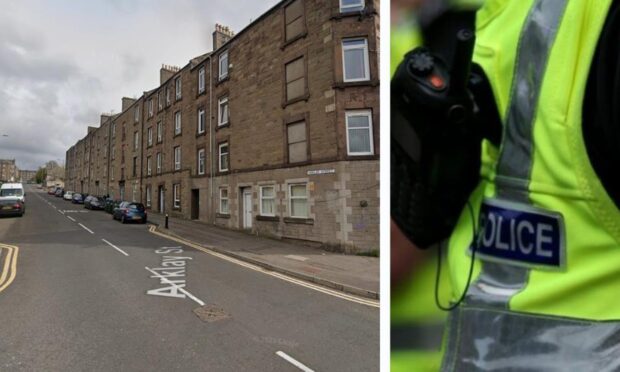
[113,202,147,224]
[72,193,85,204]
[104,199,121,214]
[54,188,64,197]
[84,195,105,210]
[0,198,25,217]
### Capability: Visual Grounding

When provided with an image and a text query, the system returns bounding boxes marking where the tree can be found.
[35,167,47,184]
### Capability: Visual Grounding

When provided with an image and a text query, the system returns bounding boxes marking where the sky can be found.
[0,0,280,170]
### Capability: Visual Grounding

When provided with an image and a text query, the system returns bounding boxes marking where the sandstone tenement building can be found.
[65,0,379,253]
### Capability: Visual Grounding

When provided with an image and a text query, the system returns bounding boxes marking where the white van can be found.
[0,183,25,203]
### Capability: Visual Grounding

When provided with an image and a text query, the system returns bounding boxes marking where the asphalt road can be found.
[0,185,379,371]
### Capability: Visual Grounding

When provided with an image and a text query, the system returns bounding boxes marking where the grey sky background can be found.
[0,0,280,170]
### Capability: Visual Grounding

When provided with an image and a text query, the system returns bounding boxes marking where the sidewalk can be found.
[147,213,379,300]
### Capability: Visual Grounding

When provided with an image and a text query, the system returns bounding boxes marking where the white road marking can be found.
[144,266,205,306]
[276,351,314,372]
[78,223,94,234]
[285,255,308,262]
[59,210,65,215]
[101,238,129,257]
[67,216,76,222]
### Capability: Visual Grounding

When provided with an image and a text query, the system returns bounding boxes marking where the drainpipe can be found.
[209,55,214,223]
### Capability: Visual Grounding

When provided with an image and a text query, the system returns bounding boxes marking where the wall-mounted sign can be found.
[307,169,335,176]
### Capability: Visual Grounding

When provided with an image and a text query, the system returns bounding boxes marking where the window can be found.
[342,38,370,82]
[148,99,154,117]
[218,143,229,172]
[260,186,276,216]
[122,123,126,141]
[197,108,206,134]
[111,145,115,160]
[147,156,152,176]
[174,111,182,135]
[219,51,228,80]
[284,0,304,42]
[146,186,151,207]
[147,127,153,146]
[340,0,364,12]
[173,184,180,209]
[111,168,114,181]
[289,184,308,218]
[175,77,182,99]
[174,146,181,170]
[156,152,162,174]
[218,96,229,126]
[346,110,374,155]
[285,57,305,101]
[132,157,137,177]
[287,121,307,163]
[134,106,139,123]
[158,91,163,110]
[197,149,205,175]
[157,121,163,143]
[198,67,205,93]
[133,131,139,151]
[132,183,137,202]
[219,188,229,214]
[112,123,116,137]
[166,86,171,106]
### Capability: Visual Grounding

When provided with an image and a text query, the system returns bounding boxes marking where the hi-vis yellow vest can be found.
[443,0,620,370]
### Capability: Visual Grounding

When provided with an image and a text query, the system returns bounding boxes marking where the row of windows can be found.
[219,183,309,219]
[141,109,372,178]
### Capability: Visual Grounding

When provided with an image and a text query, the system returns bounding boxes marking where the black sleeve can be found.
[583,0,620,208]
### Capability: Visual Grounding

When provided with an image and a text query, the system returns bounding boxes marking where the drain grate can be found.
[193,304,231,323]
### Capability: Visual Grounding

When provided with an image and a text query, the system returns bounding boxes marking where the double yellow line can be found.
[0,243,19,293]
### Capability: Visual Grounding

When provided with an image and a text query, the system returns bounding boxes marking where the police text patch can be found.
[472,199,565,270]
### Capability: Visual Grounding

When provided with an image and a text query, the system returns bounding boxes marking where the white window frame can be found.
[175,77,182,99]
[197,149,205,175]
[174,111,182,135]
[340,0,365,12]
[134,106,139,123]
[342,38,370,82]
[345,110,374,156]
[259,185,276,217]
[219,187,229,214]
[288,183,308,218]
[198,67,205,93]
[156,152,162,174]
[147,156,152,176]
[112,123,116,137]
[157,121,163,142]
[158,91,163,110]
[166,86,171,105]
[197,109,206,134]
[111,145,115,160]
[148,99,153,117]
[174,146,181,171]
[218,142,229,172]
[146,186,151,207]
[134,131,139,151]
[173,184,180,209]
[218,51,228,80]
[218,96,229,126]
[147,127,153,146]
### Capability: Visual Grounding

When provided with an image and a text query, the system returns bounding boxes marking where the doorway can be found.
[241,187,252,229]
[158,185,165,213]
[191,189,199,220]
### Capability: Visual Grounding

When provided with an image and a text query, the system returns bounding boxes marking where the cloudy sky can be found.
[0,0,279,170]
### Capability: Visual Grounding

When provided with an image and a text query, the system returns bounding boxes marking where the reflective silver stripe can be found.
[466,0,569,308]
[391,322,445,351]
[442,306,620,372]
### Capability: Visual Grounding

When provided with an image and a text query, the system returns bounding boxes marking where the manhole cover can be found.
[193,304,231,323]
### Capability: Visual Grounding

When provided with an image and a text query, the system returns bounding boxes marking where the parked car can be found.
[63,191,74,201]
[84,196,105,210]
[0,198,25,217]
[113,202,147,224]
[0,183,25,203]
[72,193,85,204]
[104,199,121,214]
[54,188,64,197]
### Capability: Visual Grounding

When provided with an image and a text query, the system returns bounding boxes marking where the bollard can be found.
[165,214,169,229]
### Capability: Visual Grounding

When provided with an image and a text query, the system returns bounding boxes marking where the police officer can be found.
[393,0,620,370]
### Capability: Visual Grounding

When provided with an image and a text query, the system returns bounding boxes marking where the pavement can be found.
[0,185,379,371]
[147,212,380,300]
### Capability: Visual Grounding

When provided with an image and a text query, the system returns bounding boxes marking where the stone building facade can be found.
[65,0,379,253]
[0,159,17,182]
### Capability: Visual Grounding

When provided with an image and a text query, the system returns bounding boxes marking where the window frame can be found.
[288,183,308,218]
[175,77,182,99]
[218,96,229,127]
[259,185,276,217]
[284,0,306,42]
[147,156,152,176]
[174,111,182,135]
[147,127,153,146]
[198,67,205,93]
[197,149,206,175]
[197,108,206,134]
[148,99,154,117]
[156,152,162,174]
[146,186,151,207]
[345,110,374,156]
[157,121,163,143]
[339,0,365,13]
[284,56,307,103]
[219,187,229,214]
[286,120,308,163]
[174,146,181,171]
[173,183,181,209]
[134,106,139,123]
[342,38,370,83]
[218,142,229,172]
[218,50,229,81]
[133,131,139,151]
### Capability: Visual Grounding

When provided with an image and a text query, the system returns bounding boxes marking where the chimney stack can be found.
[100,114,112,125]
[160,64,181,85]
[121,97,137,112]
[212,23,234,51]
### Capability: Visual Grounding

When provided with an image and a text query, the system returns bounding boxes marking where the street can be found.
[0,186,379,371]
